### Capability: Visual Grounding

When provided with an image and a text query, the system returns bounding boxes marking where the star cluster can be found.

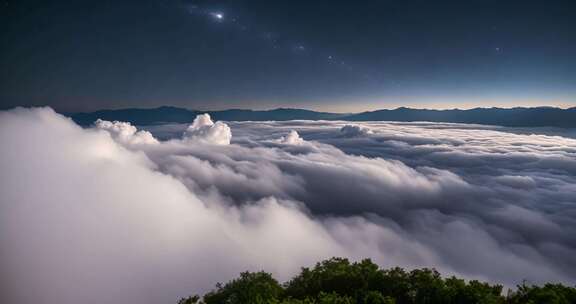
[182,1,379,83]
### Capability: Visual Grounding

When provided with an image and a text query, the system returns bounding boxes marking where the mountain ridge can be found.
[65,106,576,128]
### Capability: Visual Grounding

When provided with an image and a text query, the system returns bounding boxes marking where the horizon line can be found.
[54,104,576,114]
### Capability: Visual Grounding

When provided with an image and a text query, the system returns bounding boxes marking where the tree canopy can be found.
[178,257,576,304]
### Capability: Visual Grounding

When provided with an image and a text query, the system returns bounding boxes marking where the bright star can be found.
[211,12,224,20]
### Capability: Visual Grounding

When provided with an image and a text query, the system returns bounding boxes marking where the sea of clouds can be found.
[1,107,576,304]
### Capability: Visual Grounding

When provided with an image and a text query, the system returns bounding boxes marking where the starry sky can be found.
[1,0,575,112]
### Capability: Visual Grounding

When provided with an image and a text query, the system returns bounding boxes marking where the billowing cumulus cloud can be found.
[95,119,158,145]
[183,113,231,145]
[278,130,305,145]
[1,108,576,304]
[340,124,373,137]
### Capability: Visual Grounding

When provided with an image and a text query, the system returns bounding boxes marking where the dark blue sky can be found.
[1,0,575,112]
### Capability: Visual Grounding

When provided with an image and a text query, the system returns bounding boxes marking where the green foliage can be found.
[280,298,316,304]
[363,291,395,304]
[181,257,576,304]
[178,295,200,304]
[203,271,283,304]
[315,291,354,304]
[507,283,576,304]
[442,277,503,304]
[285,258,368,299]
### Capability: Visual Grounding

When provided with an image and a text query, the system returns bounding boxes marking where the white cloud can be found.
[0,109,441,304]
[494,175,537,189]
[183,113,231,145]
[340,124,373,137]
[95,119,158,145]
[278,130,304,145]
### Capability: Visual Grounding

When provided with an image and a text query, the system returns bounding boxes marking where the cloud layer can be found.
[1,108,576,304]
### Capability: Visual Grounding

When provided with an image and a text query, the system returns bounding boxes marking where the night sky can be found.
[1,0,575,112]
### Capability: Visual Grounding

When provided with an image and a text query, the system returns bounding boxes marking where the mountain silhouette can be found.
[67,106,576,128]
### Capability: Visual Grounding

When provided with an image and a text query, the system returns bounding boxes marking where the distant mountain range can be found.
[67,107,346,126]
[66,106,576,128]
